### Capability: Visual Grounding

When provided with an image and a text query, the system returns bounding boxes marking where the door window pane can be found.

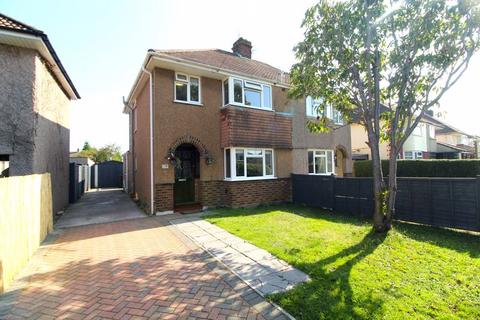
[234,79,243,103]
[175,82,187,101]
[265,150,273,175]
[235,149,245,176]
[244,89,261,107]
[190,77,199,102]
[247,157,263,177]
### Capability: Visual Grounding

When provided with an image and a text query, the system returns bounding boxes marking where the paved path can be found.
[0,217,290,320]
[56,189,146,228]
[171,216,309,296]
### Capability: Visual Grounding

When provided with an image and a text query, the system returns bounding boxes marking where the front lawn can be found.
[204,205,480,320]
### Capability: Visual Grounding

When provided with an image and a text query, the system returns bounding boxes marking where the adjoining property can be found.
[123,38,352,214]
[0,13,80,215]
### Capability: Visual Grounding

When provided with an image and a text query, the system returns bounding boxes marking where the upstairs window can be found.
[308,150,334,175]
[225,148,274,180]
[224,78,272,110]
[175,73,201,104]
[306,96,343,124]
[428,125,436,139]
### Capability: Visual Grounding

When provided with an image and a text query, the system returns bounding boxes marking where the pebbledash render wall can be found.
[0,44,70,214]
[130,67,293,213]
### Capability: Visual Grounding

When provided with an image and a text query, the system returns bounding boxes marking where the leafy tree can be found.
[290,0,480,232]
[82,141,92,151]
[77,142,122,163]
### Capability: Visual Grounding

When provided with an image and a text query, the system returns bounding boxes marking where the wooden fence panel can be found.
[0,174,53,293]
[292,174,480,232]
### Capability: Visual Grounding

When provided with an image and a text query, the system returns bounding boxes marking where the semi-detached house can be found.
[123,38,352,214]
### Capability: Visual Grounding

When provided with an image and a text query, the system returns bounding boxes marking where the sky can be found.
[1,0,479,152]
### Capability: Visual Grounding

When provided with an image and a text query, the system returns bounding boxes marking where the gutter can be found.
[141,66,155,215]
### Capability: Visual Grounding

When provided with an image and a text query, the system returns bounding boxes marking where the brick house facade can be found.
[124,39,351,214]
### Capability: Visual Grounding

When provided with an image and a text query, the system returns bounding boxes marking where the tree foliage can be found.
[77,142,122,163]
[290,0,480,232]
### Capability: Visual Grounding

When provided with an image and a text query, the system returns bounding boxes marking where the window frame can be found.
[305,96,343,124]
[224,147,275,180]
[223,77,273,110]
[307,149,335,175]
[174,72,202,105]
[403,151,423,160]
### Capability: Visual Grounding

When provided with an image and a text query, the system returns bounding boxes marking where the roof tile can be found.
[154,49,289,85]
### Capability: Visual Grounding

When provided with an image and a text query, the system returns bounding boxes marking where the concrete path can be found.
[0,216,291,320]
[170,216,309,296]
[56,188,146,228]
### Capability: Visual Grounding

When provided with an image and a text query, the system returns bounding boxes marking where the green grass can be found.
[204,205,480,320]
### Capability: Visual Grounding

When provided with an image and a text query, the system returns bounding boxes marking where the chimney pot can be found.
[232,37,252,59]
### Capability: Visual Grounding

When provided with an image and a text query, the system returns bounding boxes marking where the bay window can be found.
[175,72,201,104]
[224,77,272,110]
[224,148,274,180]
[308,150,334,175]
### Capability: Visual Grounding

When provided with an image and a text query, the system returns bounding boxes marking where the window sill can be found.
[222,103,274,112]
[224,176,277,182]
[173,100,203,107]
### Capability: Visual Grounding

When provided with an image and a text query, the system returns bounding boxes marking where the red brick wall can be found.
[155,178,292,211]
[221,107,292,148]
[225,178,291,208]
[155,183,174,212]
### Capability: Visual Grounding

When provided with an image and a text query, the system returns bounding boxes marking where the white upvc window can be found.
[428,125,436,139]
[403,151,423,160]
[413,123,424,136]
[223,77,272,110]
[174,72,201,104]
[305,96,343,124]
[308,149,334,175]
[224,148,274,180]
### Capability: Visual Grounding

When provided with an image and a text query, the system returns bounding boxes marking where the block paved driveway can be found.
[0,217,289,320]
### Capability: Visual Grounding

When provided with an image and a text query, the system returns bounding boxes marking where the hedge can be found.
[354,160,480,177]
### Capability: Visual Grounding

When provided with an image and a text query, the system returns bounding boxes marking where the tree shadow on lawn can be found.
[393,221,480,258]
[270,230,388,320]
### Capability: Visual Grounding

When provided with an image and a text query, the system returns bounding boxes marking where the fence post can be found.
[476,176,480,231]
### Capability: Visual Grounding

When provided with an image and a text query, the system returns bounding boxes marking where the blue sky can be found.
[1,0,479,152]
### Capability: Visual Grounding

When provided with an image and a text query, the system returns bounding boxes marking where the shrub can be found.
[353,160,480,177]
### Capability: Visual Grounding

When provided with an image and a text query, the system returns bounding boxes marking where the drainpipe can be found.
[142,66,155,215]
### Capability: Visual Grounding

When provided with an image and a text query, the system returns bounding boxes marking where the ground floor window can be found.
[224,148,274,180]
[308,150,334,175]
[404,151,423,160]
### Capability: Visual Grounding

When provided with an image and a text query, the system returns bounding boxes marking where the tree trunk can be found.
[369,133,389,232]
[385,149,398,229]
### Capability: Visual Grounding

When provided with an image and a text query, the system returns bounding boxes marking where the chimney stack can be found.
[232,38,252,59]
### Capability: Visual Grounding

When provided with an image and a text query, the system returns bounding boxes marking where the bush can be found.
[354,160,480,177]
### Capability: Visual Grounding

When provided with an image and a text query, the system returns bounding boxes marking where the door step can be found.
[174,203,203,214]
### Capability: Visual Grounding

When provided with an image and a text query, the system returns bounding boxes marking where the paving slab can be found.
[170,215,310,296]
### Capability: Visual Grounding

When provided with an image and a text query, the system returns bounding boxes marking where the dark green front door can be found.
[174,145,199,205]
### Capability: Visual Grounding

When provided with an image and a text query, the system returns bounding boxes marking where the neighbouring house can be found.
[0,13,80,215]
[349,111,476,160]
[123,38,352,214]
[426,116,479,159]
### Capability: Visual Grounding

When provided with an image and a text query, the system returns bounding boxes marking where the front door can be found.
[174,145,199,205]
